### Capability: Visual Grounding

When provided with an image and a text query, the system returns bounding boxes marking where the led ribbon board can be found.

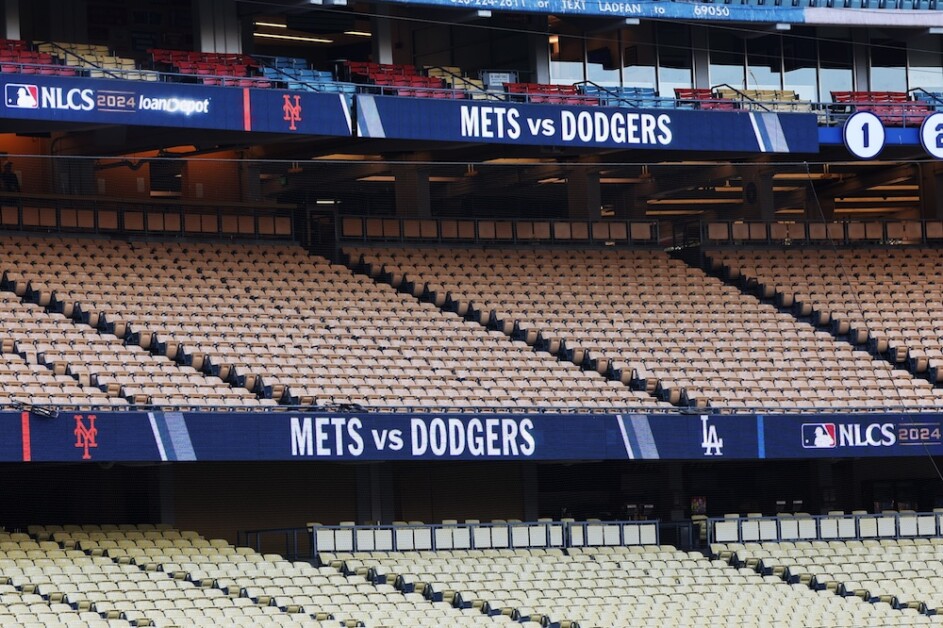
[355,95,820,153]
[0,73,353,136]
[7,411,941,462]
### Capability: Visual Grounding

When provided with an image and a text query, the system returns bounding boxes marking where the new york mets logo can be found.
[282,95,302,131]
[74,414,98,460]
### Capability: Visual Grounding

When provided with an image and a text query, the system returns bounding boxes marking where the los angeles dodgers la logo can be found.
[700,415,724,456]
[282,95,302,131]
[74,414,98,460]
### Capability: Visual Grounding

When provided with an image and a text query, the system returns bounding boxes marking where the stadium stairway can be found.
[702,248,943,401]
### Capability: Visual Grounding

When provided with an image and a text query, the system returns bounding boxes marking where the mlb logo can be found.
[802,423,837,449]
[5,84,38,109]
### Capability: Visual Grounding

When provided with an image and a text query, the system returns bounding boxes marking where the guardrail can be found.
[11,403,943,414]
[699,219,943,247]
[338,216,660,246]
[242,520,660,557]
[708,511,943,545]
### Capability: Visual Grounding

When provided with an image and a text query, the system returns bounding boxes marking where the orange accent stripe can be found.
[243,88,251,131]
[21,411,30,462]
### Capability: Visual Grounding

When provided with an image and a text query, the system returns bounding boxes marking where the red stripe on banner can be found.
[21,411,30,462]
[243,88,251,131]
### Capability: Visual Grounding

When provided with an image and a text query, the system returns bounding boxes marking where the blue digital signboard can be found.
[7,410,943,463]
[0,73,352,136]
[355,95,820,153]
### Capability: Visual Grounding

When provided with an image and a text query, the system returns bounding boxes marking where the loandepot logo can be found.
[802,422,896,449]
[138,96,210,116]
[5,84,38,108]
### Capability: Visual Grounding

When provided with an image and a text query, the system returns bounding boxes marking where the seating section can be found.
[0,39,76,76]
[0,236,660,412]
[504,82,599,105]
[36,42,150,80]
[709,248,943,389]
[674,88,737,110]
[344,61,464,99]
[830,91,931,126]
[579,85,675,108]
[149,49,273,88]
[914,91,943,111]
[259,57,357,98]
[326,544,920,627]
[1,521,942,627]
[721,538,943,617]
[351,247,933,410]
[715,88,813,113]
[425,66,488,99]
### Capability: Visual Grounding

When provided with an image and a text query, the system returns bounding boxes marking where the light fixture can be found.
[647,198,741,205]
[537,177,566,184]
[344,31,372,37]
[254,32,333,44]
[599,177,648,184]
[834,207,910,214]
[254,21,287,29]
[357,175,395,182]
[868,184,919,191]
[313,153,382,161]
[773,172,840,180]
[835,196,919,203]
[645,209,705,216]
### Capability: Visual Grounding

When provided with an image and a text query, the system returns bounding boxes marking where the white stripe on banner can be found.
[616,414,635,459]
[148,413,169,462]
[748,112,768,153]
[339,93,352,135]
[356,95,386,138]
[629,414,660,460]
[758,113,789,153]
[163,413,196,461]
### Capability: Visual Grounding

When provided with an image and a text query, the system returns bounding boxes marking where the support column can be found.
[194,0,241,54]
[521,462,538,522]
[691,27,711,89]
[919,161,943,219]
[739,168,775,220]
[355,464,394,524]
[372,6,393,65]
[531,32,550,84]
[566,169,601,219]
[393,165,431,217]
[3,0,19,40]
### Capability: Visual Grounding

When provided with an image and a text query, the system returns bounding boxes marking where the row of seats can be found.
[5,521,943,627]
[716,538,943,614]
[325,544,928,627]
[709,248,943,382]
[831,91,933,126]
[0,236,661,411]
[36,43,150,81]
[505,83,600,106]
[350,247,935,410]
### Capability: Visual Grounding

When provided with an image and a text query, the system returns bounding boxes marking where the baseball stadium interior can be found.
[2,0,943,626]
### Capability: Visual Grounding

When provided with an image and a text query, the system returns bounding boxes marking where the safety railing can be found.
[699,219,943,247]
[338,216,660,246]
[303,519,659,555]
[708,511,943,545]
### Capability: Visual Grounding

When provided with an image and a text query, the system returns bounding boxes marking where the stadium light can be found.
[254,33,333,43]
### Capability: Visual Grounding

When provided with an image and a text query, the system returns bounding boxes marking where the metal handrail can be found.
[707,511,943,545]
[710,82,773,112]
